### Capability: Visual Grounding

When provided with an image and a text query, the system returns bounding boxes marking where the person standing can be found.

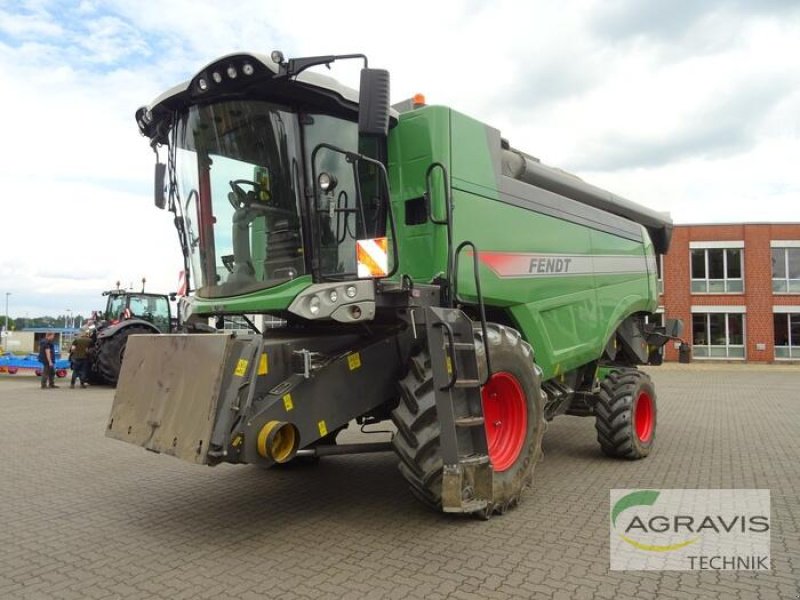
[69,331,92,388]
[38,332,58,389]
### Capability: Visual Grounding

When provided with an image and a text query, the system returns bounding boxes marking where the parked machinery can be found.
[107,51,682,515]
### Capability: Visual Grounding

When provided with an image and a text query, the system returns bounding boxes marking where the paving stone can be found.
[0,364,797,599]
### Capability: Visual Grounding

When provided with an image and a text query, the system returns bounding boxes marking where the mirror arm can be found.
[278,54,368,78]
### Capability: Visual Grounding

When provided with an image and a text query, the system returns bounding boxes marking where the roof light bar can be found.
[192,55,263,95]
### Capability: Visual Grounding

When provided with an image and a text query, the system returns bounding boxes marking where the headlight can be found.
[309,296,320,315]
[318,172,338,193]
[329,290,338,303]
[346,285,357,298]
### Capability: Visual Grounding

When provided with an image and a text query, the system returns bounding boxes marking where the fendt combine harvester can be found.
[108,50,682,516]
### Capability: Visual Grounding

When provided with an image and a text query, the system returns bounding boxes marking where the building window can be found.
[692,312,745,358]
[774,313,800,359]
[771,247,800,293]
[690,248,743,293]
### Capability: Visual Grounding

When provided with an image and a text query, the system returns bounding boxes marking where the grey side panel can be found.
[473,124,646,245]
[476,124,670,250]
[106,334,235,464]
[502,149,672,253]
[502,149,670,229]
[497,177,644,244]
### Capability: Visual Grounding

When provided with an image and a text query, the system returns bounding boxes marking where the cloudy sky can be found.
[1,0,799,319]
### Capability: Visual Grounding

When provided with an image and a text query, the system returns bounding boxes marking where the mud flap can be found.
[105,333,237,464]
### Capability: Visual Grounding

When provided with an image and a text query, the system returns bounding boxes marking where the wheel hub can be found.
[634,391,654,443]
[481,371,528,472]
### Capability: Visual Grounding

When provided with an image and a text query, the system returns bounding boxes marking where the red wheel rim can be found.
[481,372,528,472]
[634,391,654,443]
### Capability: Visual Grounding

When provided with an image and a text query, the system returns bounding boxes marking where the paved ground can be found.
[0,364,798,600]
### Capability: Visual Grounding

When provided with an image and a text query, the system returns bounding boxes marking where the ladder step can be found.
[450,342,476,351]
[459,454,490,466]
[455,416,485,427]
[453,379,481,388]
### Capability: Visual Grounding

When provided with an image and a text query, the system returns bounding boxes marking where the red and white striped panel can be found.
[356,237,388,278]
[177,269,187,297]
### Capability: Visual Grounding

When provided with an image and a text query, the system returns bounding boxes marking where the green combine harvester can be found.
[108,51,682,516]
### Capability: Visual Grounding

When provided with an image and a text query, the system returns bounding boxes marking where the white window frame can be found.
[690,308,746,360]
[770,242,800,294]
[773,307,800,360]
[689,242,744,294]
[644,306,665,328]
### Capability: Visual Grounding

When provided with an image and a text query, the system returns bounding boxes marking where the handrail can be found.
[310,142,399,280]
[424,162,454,307]
[453,241,491,385]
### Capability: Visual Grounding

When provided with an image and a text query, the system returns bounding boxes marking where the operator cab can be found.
[140,52,396,305]
[103,291,172,333]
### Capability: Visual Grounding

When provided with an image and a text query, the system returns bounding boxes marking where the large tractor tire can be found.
[392,323,545,515]
[594,368,656,459]
[94,326,153,386]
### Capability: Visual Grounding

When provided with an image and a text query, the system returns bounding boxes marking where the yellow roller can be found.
[257,421,299,463]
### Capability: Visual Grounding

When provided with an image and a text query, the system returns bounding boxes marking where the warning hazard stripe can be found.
[357,238,389,278]
[177,269,187,297]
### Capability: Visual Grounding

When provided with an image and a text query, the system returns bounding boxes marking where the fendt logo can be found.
[610,489,771,571]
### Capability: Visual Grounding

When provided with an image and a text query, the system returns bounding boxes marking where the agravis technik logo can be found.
[610,489,770,571]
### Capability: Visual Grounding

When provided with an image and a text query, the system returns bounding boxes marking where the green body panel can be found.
[387,106,453,281]
[387,107,658,381]
[190,276,313,314]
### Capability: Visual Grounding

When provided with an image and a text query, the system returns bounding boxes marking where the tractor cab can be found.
[102,291,172,333]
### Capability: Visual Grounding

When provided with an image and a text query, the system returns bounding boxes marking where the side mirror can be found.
[154,162,166,209]
[358,68,390,137]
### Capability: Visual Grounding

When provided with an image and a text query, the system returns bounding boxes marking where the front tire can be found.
[391,323,545,515]
[594,368,656,459]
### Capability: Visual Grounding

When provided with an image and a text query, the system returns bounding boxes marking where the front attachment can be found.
[106,333,243,464]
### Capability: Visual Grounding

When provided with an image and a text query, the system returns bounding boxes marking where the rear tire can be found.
[391,323,545,515]
[95,326,153,386]
[594,368,656,459]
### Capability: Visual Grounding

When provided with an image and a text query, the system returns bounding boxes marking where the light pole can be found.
[4,292,10,352]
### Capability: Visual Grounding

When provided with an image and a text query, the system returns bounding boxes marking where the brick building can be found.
[659,223,800,362]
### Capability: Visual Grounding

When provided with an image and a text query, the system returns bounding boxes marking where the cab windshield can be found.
[174,100,305,297]
[173,100,387,297]
[106,295,126,320]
